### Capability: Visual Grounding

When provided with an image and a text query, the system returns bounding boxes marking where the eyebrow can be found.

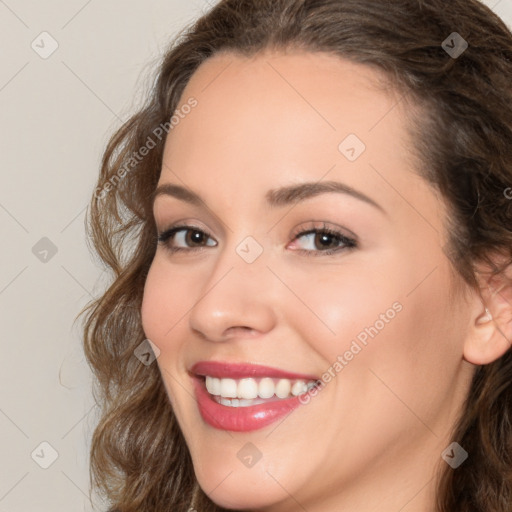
[152,180,385,214]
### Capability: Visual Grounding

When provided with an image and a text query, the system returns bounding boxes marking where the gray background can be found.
[0,0,510,510]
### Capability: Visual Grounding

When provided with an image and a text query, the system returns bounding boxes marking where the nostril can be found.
[225,326,256,337]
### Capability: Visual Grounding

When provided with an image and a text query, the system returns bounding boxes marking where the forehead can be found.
[169,49,402,146]
[167,51,405,160]
[159,49,440,231]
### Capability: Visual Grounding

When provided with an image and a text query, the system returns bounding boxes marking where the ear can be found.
[463,255,512,366]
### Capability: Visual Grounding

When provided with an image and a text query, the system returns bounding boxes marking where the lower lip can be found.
[193,377,315,432]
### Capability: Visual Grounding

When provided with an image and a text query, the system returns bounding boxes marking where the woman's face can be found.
[141,50,476,511]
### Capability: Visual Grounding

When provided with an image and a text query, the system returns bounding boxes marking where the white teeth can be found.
[258,377,274,399]
[275,379,291,398]
[205,377,221,395]
[204,375,317,401]
[220,378,238,398]
[238,378,259,399]
[291,381,308,396]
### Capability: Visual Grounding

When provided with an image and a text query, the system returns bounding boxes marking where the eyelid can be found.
[289,220,358,243]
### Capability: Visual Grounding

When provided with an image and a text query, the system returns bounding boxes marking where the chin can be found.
[193,462,290,510]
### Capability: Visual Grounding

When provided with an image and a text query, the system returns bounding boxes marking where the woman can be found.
[81,0,512,510]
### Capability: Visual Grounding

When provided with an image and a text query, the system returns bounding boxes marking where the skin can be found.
[141,49,511,511]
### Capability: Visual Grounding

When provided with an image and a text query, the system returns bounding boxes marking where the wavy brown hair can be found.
[79,0,512,510]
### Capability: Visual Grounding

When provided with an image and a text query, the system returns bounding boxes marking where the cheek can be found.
[287,256,461,400]
[140,263,170,341]
[279,262,402,363]
[140,260,193,410]
[141,258,195,341]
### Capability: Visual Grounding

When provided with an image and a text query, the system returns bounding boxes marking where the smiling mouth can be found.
[189,360,323,429]
[191,363,324,431]
[201,375,320,407]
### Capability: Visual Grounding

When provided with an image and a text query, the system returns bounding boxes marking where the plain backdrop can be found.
[0,0,511,510]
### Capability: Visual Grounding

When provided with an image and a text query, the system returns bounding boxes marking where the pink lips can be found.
[190,361,320,381]
[190,361,321,432]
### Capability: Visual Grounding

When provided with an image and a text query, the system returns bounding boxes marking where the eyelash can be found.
[156,222,357,257]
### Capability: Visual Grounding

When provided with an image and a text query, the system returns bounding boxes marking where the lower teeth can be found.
[212,389,320,407]
[209,381,322,408]
[213,396,281,407]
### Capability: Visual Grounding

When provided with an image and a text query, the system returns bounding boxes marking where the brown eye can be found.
[289,224,357,257]
[157,225,217,253]
[185,229,208,246]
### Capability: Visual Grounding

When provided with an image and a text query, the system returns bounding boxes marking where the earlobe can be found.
[463,263,512,366]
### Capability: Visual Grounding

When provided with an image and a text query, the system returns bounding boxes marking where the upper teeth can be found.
[205,376,317,399]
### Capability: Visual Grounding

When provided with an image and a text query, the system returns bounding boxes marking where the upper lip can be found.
[190,361,319,381]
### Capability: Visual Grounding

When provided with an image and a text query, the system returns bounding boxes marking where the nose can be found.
[187,240,278,343]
